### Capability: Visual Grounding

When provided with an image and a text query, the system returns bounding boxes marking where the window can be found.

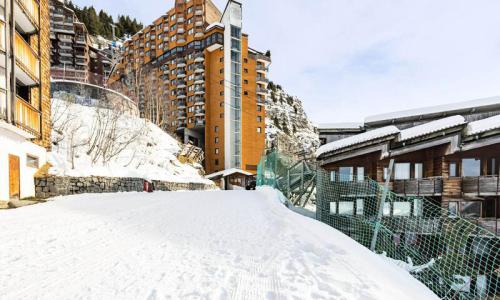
[462,159,480,177]
[220,113,224,118]
[393,202,412,217]
[338,202,354,215]
[356,167,364,182]
[244,91,248,96]
[244,58,248,63]
[220,80,224,85]
[215,137,219,144]
[257,127,262,133]
[330,171,337,182]
[257,106,262,112]
[26,155,39,168]
[356,199,364,215]
[244,80,248,84]
[394,163,410,180]
[488,158,497,175]
[460,201,481,218]
[413,198,423,217]
[215,148,219,155]
[257,116,262,123]
[220,68,224,74]
[339,167,353,182]
[414,163,423,179]
[214,126,219,132]
[449,202,459,216]
[449,162,457,177]
[215,159,219,166]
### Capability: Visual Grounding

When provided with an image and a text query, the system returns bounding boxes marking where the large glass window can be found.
[339,167,353,182]
[394,163,411,180]
[462,159,481,177]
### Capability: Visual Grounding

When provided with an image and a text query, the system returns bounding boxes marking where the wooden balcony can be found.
[15,0,39,34]
[393,178,443,196]
[15,32,40,83]
[462,176,500,196]
[15,96,40,136]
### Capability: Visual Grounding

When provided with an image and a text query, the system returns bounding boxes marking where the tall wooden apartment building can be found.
[317,97,500,235]
[0,0,51,201]
[49,0,112,85]
[108,0,270,175]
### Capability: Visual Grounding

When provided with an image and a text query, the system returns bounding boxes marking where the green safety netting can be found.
[258,151,500,300]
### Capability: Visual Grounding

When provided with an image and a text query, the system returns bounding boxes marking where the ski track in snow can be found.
[0,190,438,300]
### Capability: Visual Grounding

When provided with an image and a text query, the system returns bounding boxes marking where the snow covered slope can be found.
[0,189,437,299]
[49,97,210,184]
[266,82,320,158]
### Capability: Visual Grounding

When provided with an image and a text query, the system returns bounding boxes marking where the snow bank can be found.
[0,189,438,299]
[49,97,211,184]
[316,125,400,157]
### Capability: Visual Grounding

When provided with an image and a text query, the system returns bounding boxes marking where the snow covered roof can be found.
[398,116,466,142]
[318,122,364,130]
[465,114,500,136]
[316,126,400,157]
[366,96,500,124]
[206,22,224,32]
[205,168,253,179]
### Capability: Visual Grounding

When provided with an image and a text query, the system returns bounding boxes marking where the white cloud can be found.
[74,0,500,123]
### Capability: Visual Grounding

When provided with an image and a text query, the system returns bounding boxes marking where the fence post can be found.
[370,159,394,252]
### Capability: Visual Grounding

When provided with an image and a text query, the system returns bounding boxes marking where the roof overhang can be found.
[318,142,390,166]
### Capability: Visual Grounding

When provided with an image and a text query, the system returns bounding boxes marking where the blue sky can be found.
[73,0,500,124]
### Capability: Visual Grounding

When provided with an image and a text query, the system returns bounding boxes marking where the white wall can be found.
[0,127,47,201]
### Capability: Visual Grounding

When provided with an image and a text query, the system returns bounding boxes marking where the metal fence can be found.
[257,151,500,299]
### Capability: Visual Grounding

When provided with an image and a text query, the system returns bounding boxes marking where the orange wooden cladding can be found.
[9,155,20,199]
[15,31,40,81]
[16,0,40,27]
[15,96,40,135]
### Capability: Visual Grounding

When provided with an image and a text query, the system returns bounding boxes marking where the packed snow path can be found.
[0,189,438,300]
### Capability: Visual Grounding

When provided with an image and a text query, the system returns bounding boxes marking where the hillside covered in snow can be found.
[48,97,210,184]
[266,82,319,158]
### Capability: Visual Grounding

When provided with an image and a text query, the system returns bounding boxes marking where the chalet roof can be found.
[398,116,466,142]
[365,96,500,125]
[316,126,399,157]
[317,122,364,130]
[465,114,500,136]
[205,168,253,179]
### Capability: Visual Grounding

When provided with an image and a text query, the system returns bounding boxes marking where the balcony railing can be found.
[16,0,40,28]
[15,32,40,82]
[256,87,267,95]
[462,176,500,195]
[15,96,40,136]
[256,65,268,72]
[393,177,443,196]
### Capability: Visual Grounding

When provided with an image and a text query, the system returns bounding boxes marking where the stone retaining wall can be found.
[35,176,215,199]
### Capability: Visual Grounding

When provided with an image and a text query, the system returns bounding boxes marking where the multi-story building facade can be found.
[0,0,51,201]
[49,0,113,85]
[49,0,89,82]
[108,0,270,175]
[316,97,500,235]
